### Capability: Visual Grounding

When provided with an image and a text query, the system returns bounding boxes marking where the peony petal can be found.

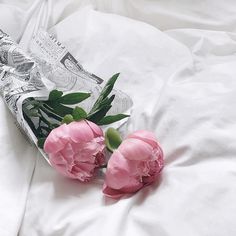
[44,121,105,182]
[105,151,141,190]
[76,162,95,173]
[70,162,95,182]
[127,130,159,149]
[59,143,75,165]
[102,181,143,199]
[68,121,94,143]
[44,124,69,154]
[73,142,100,163]
[49,152,67,166]
[155,146,164,169]
[118,138,153,161]
[49,153,75,179]
[102,184,127,199]
[86,120,103,137]
[94,151,106,166]
[102,131,165,199]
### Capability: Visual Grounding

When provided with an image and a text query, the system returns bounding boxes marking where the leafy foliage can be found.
[22,73,129,149]
[87,73,129,124]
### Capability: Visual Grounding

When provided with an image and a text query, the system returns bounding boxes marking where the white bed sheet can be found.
[0,1,236,236]
[95,0,236,32]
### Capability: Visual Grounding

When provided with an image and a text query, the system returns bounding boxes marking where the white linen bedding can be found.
[0,1,236,236]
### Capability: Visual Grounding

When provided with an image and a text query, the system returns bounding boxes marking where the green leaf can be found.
[62,114,74,124]
[37,138,46,149]
[87,105,112,123]
[98,114,129,125]
[100,94,115,109]
[58,92,90,105]
[102,73,120,98]
[45,102,73,117]
[88,95,115,117]
[40,104,63,121]
[48,90,63,101]
[89,73,119,114]
[72,107,87,121]
[105,128,122,152]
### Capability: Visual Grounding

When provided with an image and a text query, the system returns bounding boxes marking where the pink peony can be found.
[103,130,164,199]
[44,120,105,182]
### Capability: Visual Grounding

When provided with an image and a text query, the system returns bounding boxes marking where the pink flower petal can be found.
[118,138,153,161]
[59,143,74,165]
[44,124,69,154]
[104,151,141,190]
[44,121,105,182]
[127,130,159,149]
[49,153,75,179]
[94,151,106,166]
[102,184,125,199]
[103,130,164,198]
[71,162,95,181]
[49,152,67,166]
[68,121,94,143]
[86,120,103,137]
[102,181,143,199]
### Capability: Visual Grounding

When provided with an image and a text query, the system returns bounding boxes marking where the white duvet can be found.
[0,1,236,236]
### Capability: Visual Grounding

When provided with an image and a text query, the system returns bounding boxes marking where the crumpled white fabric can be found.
[0,99,37,236]
[0,1,236,236]
[95,0,236,32]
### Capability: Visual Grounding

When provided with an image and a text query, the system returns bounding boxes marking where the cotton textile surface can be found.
[0,0,236,236]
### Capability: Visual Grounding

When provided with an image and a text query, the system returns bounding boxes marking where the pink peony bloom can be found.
[44,120,105,182]
[103,130,164,199]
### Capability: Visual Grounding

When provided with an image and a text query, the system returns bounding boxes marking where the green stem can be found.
[38,110,53,128]
[23,110,39,137]
[39,103,63,121]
